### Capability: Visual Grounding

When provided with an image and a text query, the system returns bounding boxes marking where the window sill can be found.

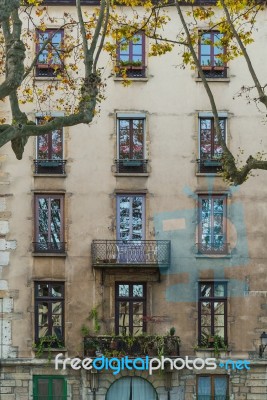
[114,77,149,82]
[33,174,67,178]
[114,173,149,177]
[195,254,231,259]
[196,173,221,177]
[34,77,61,81]
[33,347,67,352]
[195,77,230,82]
[32,252,67,257]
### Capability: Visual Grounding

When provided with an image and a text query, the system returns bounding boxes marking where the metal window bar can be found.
[196,243,230,255]
[34,159,66,174]
[197,159,222,174]
[115,159,148,173]
[33,242,66,253]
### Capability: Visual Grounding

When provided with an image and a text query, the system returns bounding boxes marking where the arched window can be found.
[106,377,158,400]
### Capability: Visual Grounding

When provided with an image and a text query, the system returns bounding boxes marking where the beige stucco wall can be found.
[0,2,267,399]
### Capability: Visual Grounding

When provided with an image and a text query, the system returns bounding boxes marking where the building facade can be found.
[0,1,267,399]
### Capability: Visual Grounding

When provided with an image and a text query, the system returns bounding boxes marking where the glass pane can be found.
[214,283,226,297]
[200,284,211,297]
[214,302,225,314]
[132,120,144,159]
[119,196,130,240]
[215,376,227,396]
[133,285,143,297]
[119,120,130,158]
[132,197,143,240]
[201,315,211,327]
[52,379,64,398]
[52,284,63,298]
[38,379,49,398]
[51,199,61,245]
[215,326,225,337]
[200,55,211,66]
[198,376,211,396]
[214,314,224,326]
[51,130,63,159]
[37,135,49,159]
[201,302,211,314]
[119,301,129,332]
[119,284,129,297]
[200,327,211,344]
[38,302,49,337]
[52,301,62,314]
[37,283,49,297]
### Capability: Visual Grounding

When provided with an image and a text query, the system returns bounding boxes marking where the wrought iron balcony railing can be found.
[84,335,180,358]
[196,243,230,255]
[34,159,66,174]
[33,242,66,253]
[92,240,171,268]
[115,159,148,173]
[197,159,222,174]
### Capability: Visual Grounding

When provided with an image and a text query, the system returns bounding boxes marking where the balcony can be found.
[34,159,66,174]
[33,241,66,253]
[197,159,222,174]
[115,159,148,174]
[84,335,180,358]
[196,242,230,256]
[116,64,146,79]
[91,240,171,269]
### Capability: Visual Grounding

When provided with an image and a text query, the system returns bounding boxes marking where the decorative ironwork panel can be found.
[34,160,66,174]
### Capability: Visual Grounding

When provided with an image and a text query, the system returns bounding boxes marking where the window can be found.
[117,195,145,241]
[116,115,147,173]
[198,195,228,254]
[35,118,65,174]
[197,375,228,400]
[117,33,146,78]
[199,32,226,78]
[36,29,64,77]
[115,283,146,335]
[106,377,158,400]
[198,282,227,346]
[34,282,64,345]
[33,376,67,400]
[34,194,65,253]
[198,116,226,173]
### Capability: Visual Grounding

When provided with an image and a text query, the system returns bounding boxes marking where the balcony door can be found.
[116,195,145,263]
[117,195,145,240]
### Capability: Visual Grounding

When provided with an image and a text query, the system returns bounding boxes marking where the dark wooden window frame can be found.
[34,282,65,345]
[117,117,145,160]
[198,282,227,346]
[34,194,65,250]
[198,194,227,254]
[36,117,63,160]
[199,117,226,161]
[199,31,227,77]
[36,29,64,77]
[115,282,147,335]
[197,374,229,400]
[117,32,146,77]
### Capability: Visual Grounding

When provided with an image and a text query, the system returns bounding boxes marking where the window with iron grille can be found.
[197,375,229,400]
[117,33,146,78]
[34,282,64,345]
[198,195,227,254]
[115,283,146,335]
[199,117,226,173]
[34,194,65,253]
[36,29,64,77]
[199,31,227,78]
[198,282,227,346]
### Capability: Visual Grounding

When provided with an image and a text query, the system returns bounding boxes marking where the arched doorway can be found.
[106,376,158,400]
